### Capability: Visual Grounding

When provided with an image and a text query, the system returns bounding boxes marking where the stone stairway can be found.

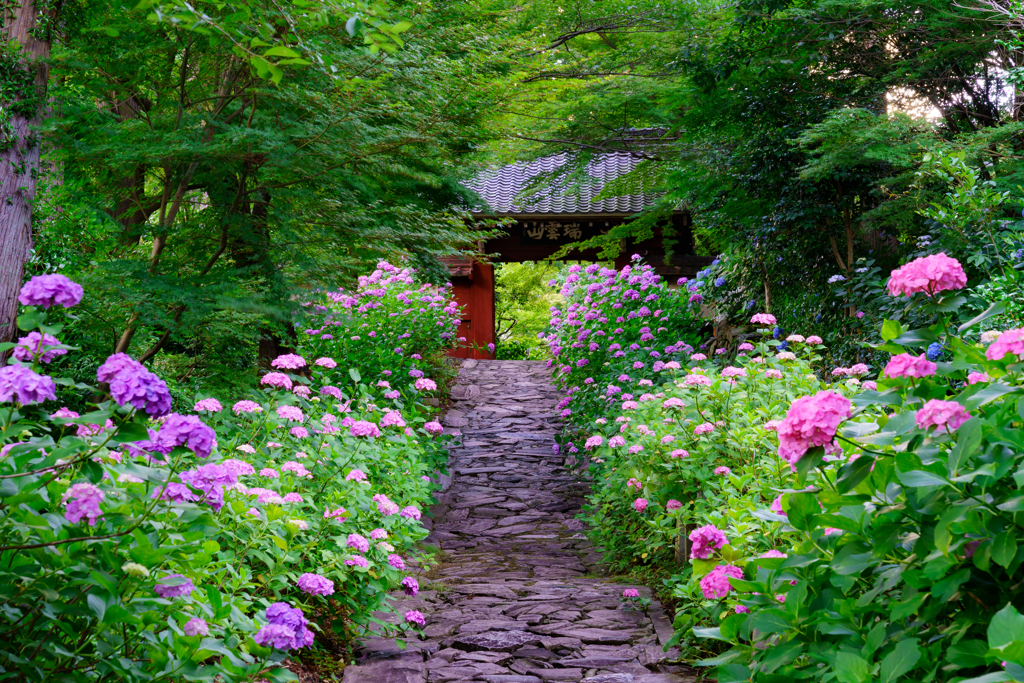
[341,360,697,683]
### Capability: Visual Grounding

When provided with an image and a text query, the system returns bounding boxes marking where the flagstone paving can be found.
[341,360,698,683]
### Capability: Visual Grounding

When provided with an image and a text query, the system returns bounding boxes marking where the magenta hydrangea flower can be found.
[633,498,648,512]
[320,385,344,400]
[424,421,443,435]
[884,353,937,379]
[761,550,787,559]
[916,400,971,432]
[776,390,851,465]
[324,506,348,521]
[349,421,381,438]
[584,435,603,450]
[750,313,776,326]
[700,565,743,599]
[281,461,310,477]
[714,466,731,476]
[967,372,991,385]
[297,573,335,596]
[345,555,369,568]
[314,357,337,368]
[0,365,56,404]
[666,499,682,510]
[370,528,388,540]
[18,274,83,309]
[232,400,262,415]
[770,495,786,516]
[179,463,237,511]
[156,413,216,458]
[193,398,222,412]
[271,354,306,370]
[388,554,406,570]
[63,483,104,525]
[283,492,303,503]
[347,533,370,553]
[405,610,426,627]
[259,468,279,478]
[289,426,309,439]
[155,574,195,598]
[694,422,715,435]
[261,372,293,390]
[184,617,209,636]
[887,253,966,297]
[402,577,419,596]
[689,524,728,559]
[380,410,406,428]
[13,331,66,364]
[622,589,640,598]
[764,369,783,379]
[400,506,421,520]
[345,469,368,482]
[986,329,1024,361]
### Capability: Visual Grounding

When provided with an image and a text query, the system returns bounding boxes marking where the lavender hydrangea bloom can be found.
[347,533,370,553]
[179,463,237,511]
[184,617,209,636]
[151,482,198,504]
[0,365,56,405]
[157,413,216,458]
[63,483,104,525]
[296,573,335,596]
[154,574,195,598]
[109,364,172,417]
[96,353,142,384]
[401,577,419,596]
[255,602,315,650]
[400,506,421,521]
[404,610,425,627]
[387,554,406,570]
[13,332,66,364]
[18,274,83,309]
[349,421,381,438]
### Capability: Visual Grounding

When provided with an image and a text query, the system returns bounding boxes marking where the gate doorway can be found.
[446,148,712,359]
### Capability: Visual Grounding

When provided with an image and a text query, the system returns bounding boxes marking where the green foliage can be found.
[495,261,562,355]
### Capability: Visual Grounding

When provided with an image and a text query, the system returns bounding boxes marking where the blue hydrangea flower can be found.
[714,277,726,287]
[772,327,785,340]
[712,259,721,265]
[926,342,943,361]
[777,341,789,351]
[745,300,757,309]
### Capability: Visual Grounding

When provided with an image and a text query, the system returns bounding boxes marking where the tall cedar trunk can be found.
[0,0,51,343]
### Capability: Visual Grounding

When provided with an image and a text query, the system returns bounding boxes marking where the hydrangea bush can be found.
[0,269,452,681]
[553,253,1024,683]
[296,261,462,396]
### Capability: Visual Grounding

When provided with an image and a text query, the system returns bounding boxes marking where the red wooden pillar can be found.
[447,259,495,360]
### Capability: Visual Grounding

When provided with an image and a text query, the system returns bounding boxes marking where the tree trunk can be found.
[0,0,52,343]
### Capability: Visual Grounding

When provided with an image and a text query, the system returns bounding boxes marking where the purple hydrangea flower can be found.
[179,463,237,511]
[349,421,381,438]
[184,617,209,636]
[405,610,425,627]
[157,413,216,458]
[62,483,104,525]
[400,506,421,521]
[13,332,66,364]
[388,554,406,570]
[347,533,370,553]
[108,362,172,417]
[345,555,369,568]
[18,274,83,309]
[401,577,419,596]
[155,574,195,598]
[296,573,335,596]
[0,365,56,404]
[254,602,315,650]
[152,482,198,504]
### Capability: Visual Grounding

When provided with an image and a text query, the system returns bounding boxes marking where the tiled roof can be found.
[468,151,661,215]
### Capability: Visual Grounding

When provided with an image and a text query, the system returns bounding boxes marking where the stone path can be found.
[341,360,696,683]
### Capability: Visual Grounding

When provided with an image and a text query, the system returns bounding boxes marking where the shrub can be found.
[0,265,454,681]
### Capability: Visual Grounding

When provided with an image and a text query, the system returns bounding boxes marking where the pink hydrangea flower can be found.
[233,400,262,415]
[850,363,869,375]
[670,449,689,458]
[884,353,937,379]
[405,610,425,626]
[414,378,437,392]
[714,466,731,476]
[387,554,406,570]
[690,353,707,361]
[370,528,387,540]
[184,617,209,636]
[633,498,648,512]
[887,253,966,297]
[324,506,348,521]
[271,354,306,370]
[628,445,644,454]
[750,313,776,325]
[660,435,675,444]
[622,589,640,598]
[314,357,337,368]
[986,329,1024,361]
[683,374,712,387]
[276,405,304,422]
[721,366,746,378]
[915,400,971,432]
[259,468,278,478]
[261,372,293,390]
[345,469,367,482]
[292,386,311,398]
[281,461,310,477]
[806,335,823,345]
[608,435,626,447]
[347,533,369,553]
[694,422,715,435]
[689,524,728,559]
[776,390,851,464]
[770,495,786,516]
[400,506,421,520]
[700,565,743,599]
[350,421,381,438]
[761,550,787,558]
[765,369,783,379]
[345,556,369,568]
[289,426,309,439]
[862,381,877,391]
[666,499,682,510]
[193,398,222,412]
[967,372,991,385]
